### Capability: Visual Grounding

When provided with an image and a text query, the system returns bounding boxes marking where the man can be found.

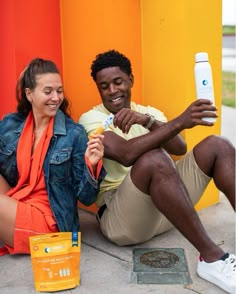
[79,50,235,294]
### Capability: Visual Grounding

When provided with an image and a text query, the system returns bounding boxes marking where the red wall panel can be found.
[0,0,62,118]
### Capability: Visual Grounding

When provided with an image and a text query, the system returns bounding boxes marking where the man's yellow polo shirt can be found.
[79,102,167,207]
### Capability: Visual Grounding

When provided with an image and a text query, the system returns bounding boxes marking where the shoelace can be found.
[223,254,236,277]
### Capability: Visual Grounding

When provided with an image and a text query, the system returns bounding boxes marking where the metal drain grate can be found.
[132,248,192,285]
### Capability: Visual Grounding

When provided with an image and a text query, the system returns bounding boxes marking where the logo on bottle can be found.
[202,79,208,86]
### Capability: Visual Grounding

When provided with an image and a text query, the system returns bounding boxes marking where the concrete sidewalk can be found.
[222,48,236,73]
[0,106,235,294]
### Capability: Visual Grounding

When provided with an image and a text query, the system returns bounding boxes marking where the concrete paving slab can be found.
[132,248,191,285]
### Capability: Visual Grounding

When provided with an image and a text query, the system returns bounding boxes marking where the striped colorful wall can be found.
[0,0,222,210]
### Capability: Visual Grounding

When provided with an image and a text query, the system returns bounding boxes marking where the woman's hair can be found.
[16,58,70,117]
[90,49,132,81]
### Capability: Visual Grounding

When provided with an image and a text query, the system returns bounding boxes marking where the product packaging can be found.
[88,113,114,139]
[30,231,81,292]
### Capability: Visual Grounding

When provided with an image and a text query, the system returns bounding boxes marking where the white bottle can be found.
[194,52,216,123]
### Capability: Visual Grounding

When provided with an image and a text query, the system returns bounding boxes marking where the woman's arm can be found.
[72,128,106,206]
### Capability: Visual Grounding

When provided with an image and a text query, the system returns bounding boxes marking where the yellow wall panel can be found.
[141,0,222,209]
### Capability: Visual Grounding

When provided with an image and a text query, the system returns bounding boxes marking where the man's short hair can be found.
[91,49,132,81]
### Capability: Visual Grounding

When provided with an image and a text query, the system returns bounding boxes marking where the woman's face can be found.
[25,73,64,119]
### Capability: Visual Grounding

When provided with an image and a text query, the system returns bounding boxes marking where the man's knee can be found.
[130,149,177,195]
[194,135,235,156]
[134,148,175,172]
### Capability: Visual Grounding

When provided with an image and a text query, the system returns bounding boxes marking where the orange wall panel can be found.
[61,0,143,212]
[60,0,142,121]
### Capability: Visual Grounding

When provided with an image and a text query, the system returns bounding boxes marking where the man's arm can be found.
[104,99,217,166]
[103,118,185,166]
[147,119,186,155]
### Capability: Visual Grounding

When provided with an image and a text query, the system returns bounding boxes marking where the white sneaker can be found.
[197,253,236,294]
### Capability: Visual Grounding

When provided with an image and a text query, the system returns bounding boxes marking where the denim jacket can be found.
[0,110,106,232]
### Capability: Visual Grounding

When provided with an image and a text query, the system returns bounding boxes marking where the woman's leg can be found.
[0,174,11,194]
[0,175,17,247]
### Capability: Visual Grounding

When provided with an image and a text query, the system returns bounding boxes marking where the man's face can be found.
[95,66,133,114]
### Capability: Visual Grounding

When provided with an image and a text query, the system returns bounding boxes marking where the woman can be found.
[0,58,105,255]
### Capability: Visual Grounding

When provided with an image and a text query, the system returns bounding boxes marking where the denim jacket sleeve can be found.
[0,113,23,186]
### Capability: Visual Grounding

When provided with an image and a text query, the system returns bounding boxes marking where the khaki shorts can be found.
[100,150,211,246]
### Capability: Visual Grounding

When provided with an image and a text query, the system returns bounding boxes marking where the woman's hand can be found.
[85,134,104,168]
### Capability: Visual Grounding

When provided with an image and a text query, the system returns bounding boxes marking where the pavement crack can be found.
[82,240,131,265]
[184,285,202,293]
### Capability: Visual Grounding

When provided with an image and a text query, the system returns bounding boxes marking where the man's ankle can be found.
[200,250,226,263]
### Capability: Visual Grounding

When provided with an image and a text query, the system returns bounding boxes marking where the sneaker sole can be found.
[197,269,233,294]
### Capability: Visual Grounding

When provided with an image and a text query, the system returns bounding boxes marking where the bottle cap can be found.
[195,52,209,63]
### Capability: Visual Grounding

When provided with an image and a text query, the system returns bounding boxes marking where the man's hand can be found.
[113,108,149,133]
[177,99,217,129]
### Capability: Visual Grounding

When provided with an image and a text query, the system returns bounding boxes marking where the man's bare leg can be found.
[193,135,235,209]
[131,145,229,262]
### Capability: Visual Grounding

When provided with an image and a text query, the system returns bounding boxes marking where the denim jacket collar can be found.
[54,110,66,136]
[14,118,25,135]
